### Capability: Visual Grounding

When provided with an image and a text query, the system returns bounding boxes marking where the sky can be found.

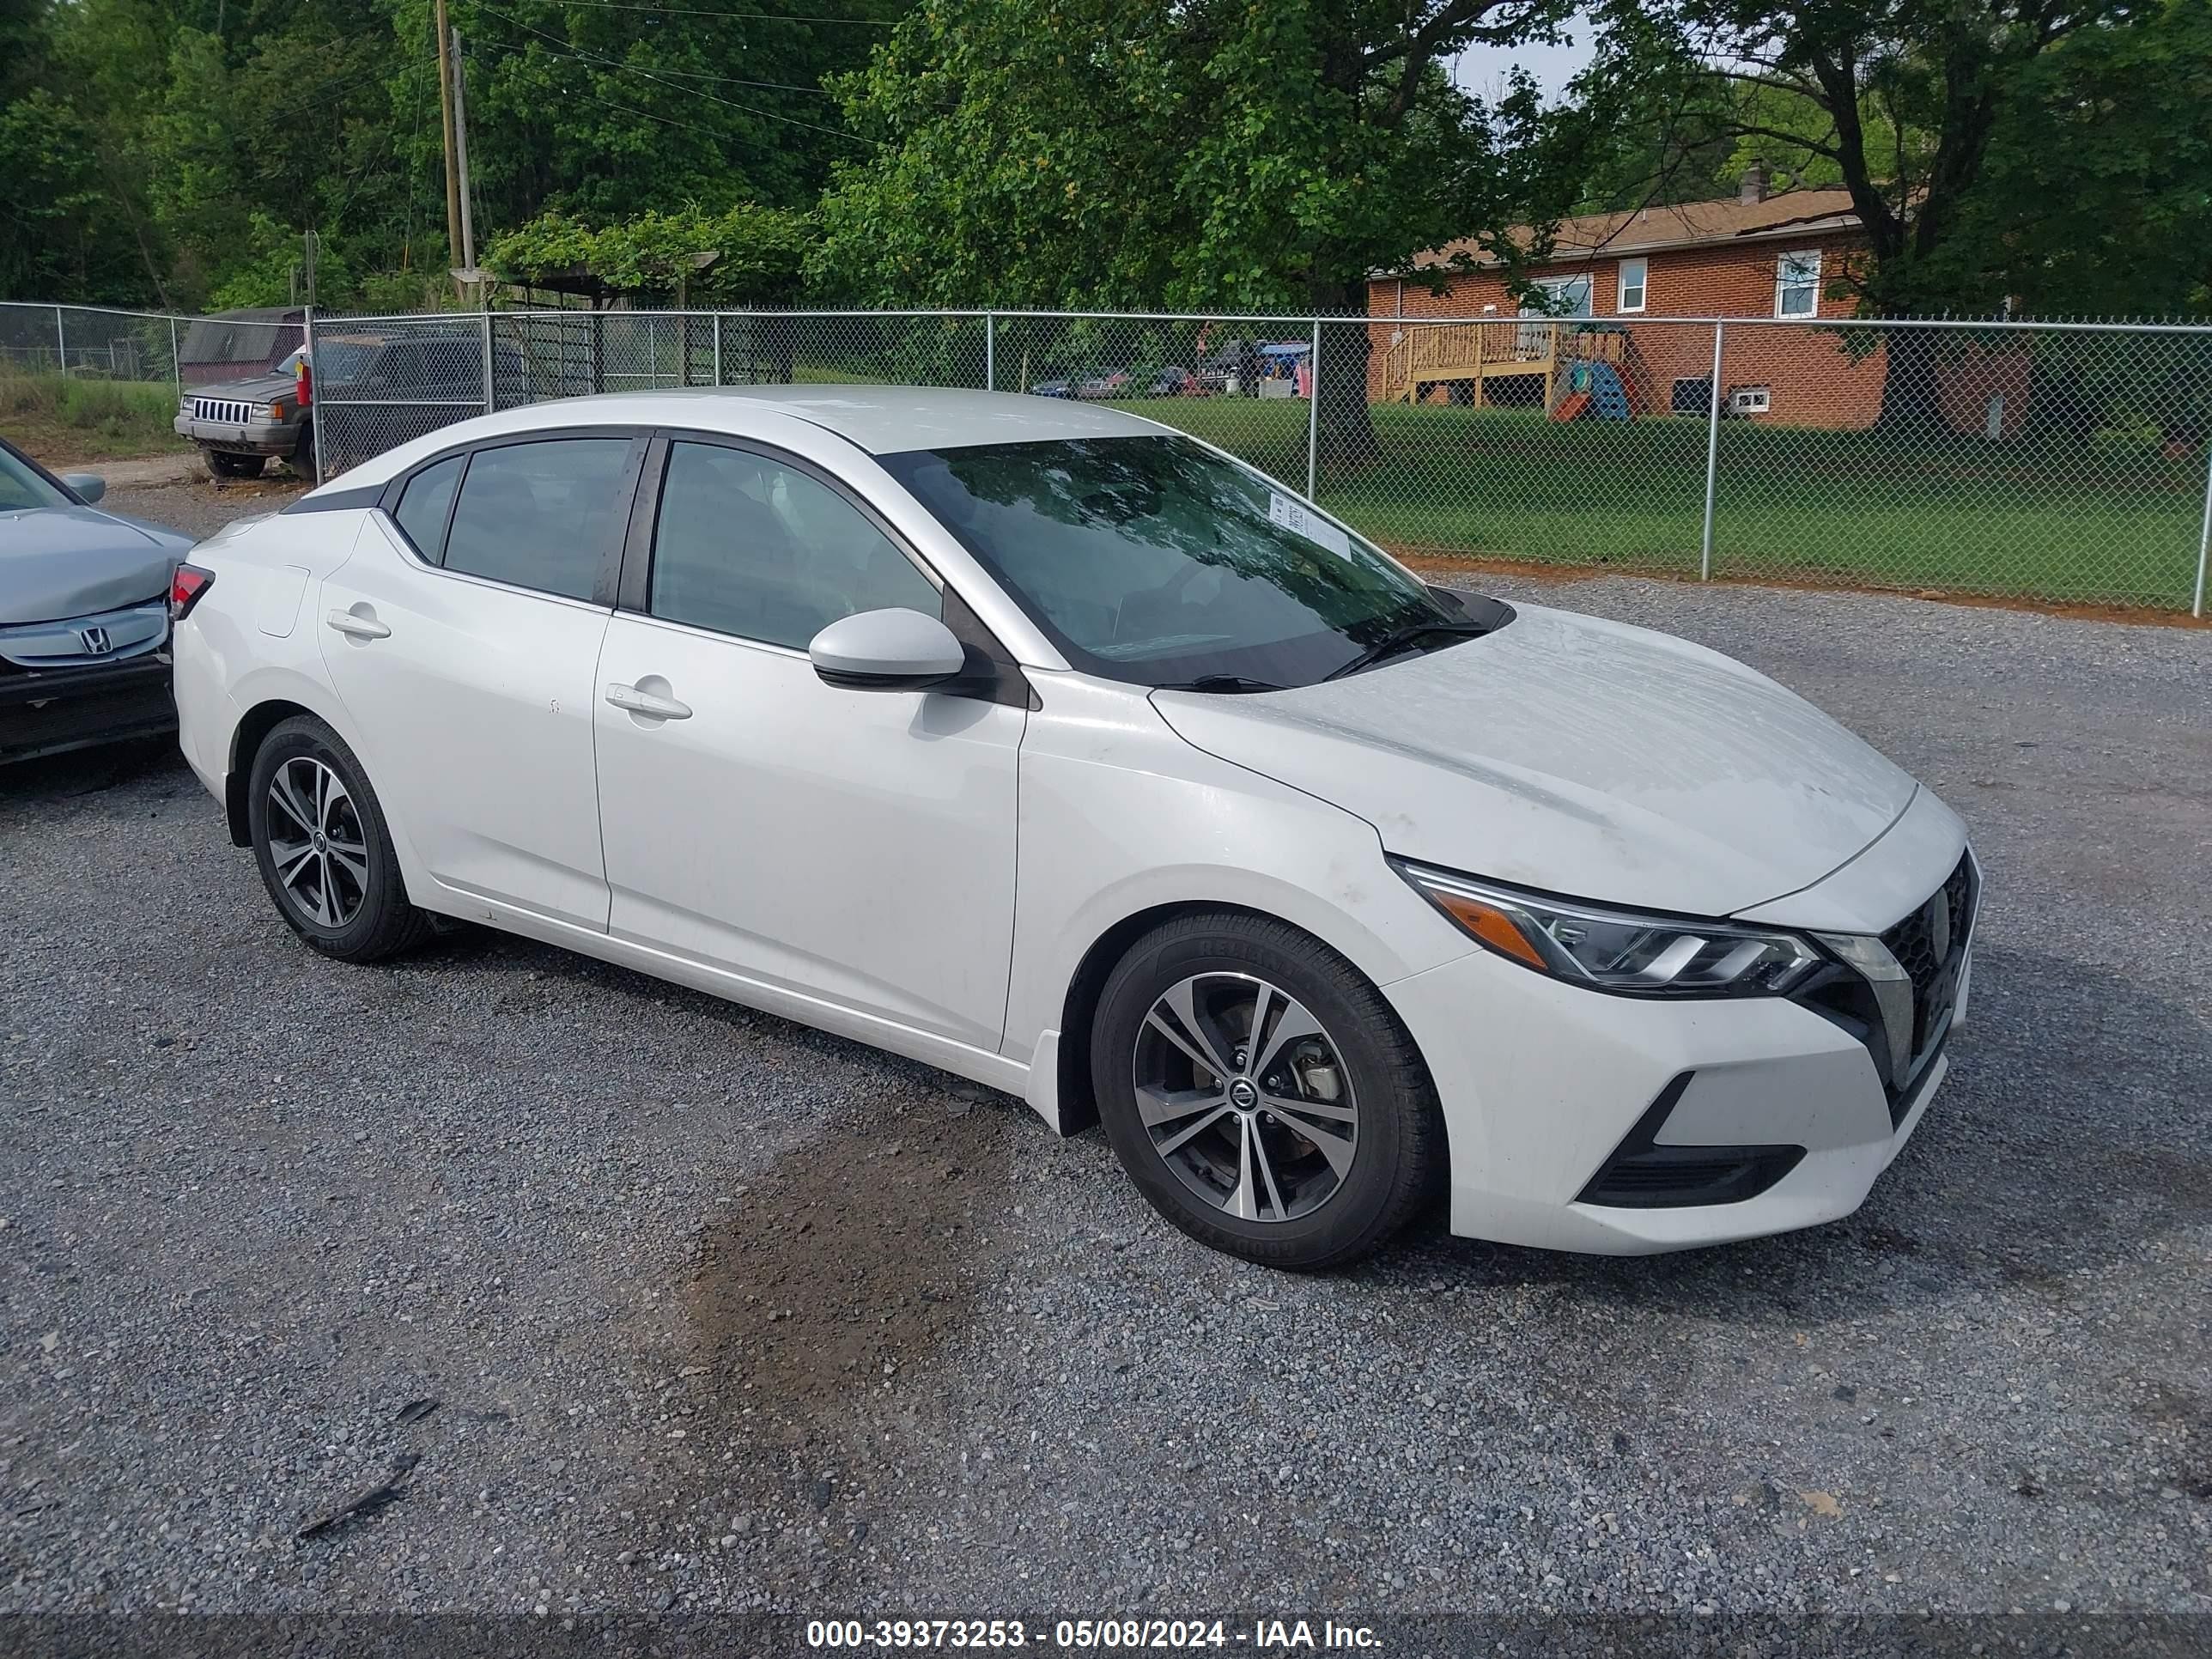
[1450,12,1600,104]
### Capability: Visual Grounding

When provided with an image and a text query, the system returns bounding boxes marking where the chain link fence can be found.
[8,301,2209,613]
[0,301,325,465]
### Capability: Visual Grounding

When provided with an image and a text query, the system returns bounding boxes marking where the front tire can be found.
[1091,912,1443,1269]
[246,715,433,962]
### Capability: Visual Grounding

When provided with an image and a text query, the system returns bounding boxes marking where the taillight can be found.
[169,563,214,621]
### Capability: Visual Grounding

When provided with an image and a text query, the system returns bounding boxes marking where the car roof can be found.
[408,386,1175,461]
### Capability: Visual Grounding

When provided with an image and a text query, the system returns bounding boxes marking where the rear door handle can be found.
[325,609,390,640]
[605,682,694,720]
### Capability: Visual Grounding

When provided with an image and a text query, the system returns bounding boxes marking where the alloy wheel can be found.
[1130,971,1359,1224]
[265,756,370,929]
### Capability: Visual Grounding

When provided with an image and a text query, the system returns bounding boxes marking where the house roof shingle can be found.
[1407,187,1862,271]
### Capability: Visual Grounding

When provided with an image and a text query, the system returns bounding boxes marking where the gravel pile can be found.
[3,520,2207,1615]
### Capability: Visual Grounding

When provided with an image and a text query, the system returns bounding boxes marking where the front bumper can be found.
[1383,804,1976,1255]
[174,414,301,457]
[0,655,175,763]
[1387,945,1960,1253]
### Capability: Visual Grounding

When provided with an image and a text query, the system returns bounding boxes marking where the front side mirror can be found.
[809,607,968,691]
[61,472,106,504]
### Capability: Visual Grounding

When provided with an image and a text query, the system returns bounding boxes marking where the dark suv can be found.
[178,332,514,481]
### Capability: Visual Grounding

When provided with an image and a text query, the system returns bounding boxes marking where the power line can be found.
[259,56,414,128]
[571,85,746,143]
[474,3,838,94]
[465,32,872,144]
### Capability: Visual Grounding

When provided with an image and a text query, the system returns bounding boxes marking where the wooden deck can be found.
[1380,321,1626,408]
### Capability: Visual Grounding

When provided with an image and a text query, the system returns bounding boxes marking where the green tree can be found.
[441,0,892,236]
[485,203,815,302]
[1940,0,2212,319]
[812,0,1588,460]
[0,0,157,301]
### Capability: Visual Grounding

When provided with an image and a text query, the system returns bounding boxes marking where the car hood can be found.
[1151,602,1918,919]
[0,505,194,624]
[190,370,295,402]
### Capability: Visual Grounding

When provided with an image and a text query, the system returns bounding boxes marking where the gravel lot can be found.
[3,476,2209,1622]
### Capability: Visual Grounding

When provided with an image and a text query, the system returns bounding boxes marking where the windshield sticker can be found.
[1269,492,1352,559]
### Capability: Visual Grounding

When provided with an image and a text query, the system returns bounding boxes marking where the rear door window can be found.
[442,438,632,601]
[390,453,462,560]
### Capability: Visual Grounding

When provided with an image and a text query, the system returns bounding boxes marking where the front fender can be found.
[1002,674,1472,1079]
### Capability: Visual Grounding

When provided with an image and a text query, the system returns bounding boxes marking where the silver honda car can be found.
[0,436,195,763]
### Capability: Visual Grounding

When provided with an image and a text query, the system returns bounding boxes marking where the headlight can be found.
[1392,859,1820,998]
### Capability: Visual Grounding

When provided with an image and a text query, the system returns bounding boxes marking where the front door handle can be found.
[605,681,694,720]
[325,608,390,641]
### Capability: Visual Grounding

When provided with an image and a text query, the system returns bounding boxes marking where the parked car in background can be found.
[1075,367,1133,400]
[171,386,1979,1270]
[175,346,313,479]
[0,438,194,763]
[1145,366,1195,398]
[1030,374,1079,399]
[1197,339,1262,395]
[313,332,525,477]
[178,331,518,483]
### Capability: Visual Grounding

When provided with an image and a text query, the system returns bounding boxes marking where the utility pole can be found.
[450,27,477,284]
[434,0,463,285]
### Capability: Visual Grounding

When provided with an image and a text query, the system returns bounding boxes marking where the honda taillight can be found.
[169,564,214,621]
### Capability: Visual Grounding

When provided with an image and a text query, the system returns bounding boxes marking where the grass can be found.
[1,372,191,465]
[1103,396,2209,611]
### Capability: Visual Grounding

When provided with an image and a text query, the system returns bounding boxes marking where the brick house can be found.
[1364,172,2030,434]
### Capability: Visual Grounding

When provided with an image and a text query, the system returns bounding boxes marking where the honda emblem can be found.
[77,625,113,656]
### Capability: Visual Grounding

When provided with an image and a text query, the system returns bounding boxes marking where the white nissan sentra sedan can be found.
[169,387,1978,1268]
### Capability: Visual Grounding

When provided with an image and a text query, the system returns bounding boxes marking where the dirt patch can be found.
[1395,549,2212,630]
[682,1107,1017,1437]
[599,1090,1029,1590]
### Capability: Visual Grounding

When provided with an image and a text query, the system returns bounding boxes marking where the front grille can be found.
[1794,850,1978,1126]
[191,398,258,424]
[1881,853,1978,1073]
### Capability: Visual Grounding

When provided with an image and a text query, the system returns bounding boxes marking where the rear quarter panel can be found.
[173,508,365,795]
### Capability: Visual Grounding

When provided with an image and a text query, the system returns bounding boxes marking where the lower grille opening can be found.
[1575,1073,1807,1210]
[1581,1146,1806,1209]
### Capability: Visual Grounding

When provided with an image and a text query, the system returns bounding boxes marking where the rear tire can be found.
[246,714,433,962]
[1091,911,1443,1269]
[207,450,265,479]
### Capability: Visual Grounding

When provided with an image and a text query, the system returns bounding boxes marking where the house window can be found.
[1618,258,1648,313]
[1776,249,1821,319]
[1729,386,1771,415]
[1520,274,1592,317]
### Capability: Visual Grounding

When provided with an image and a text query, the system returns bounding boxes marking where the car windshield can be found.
[878,435,1459,688]
[0,447,70,512]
